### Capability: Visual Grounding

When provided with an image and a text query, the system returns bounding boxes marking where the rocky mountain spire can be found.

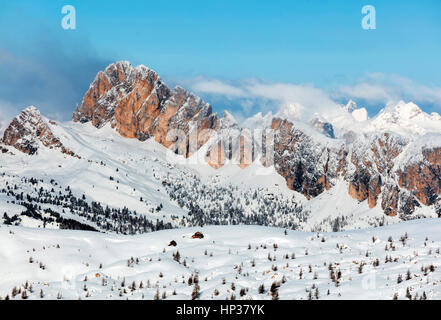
[73,61,219,153]
[2,106,77,157]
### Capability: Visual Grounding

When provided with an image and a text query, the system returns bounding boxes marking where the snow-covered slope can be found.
[1,219,441,300]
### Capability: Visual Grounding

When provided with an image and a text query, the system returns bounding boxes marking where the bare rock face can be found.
[398,148,441,206]
[347,133,407,209]
[2,106,74,156]
[271,118,341,199]
[310,116,335,139]
[73,61,219,156]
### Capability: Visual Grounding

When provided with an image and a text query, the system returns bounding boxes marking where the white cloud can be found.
[191,78,246,98]
[188,73,441,123]
[189,78,341,121]
[335,73,441,107]
[338,83,393,103]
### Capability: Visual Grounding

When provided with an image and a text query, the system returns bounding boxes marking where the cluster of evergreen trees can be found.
[0,174,173,235]
[164,174,306,230]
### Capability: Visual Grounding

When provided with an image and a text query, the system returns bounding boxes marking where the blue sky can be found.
[0,0,440,123]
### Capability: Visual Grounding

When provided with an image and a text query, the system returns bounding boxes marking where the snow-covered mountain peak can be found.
[338,100,368,122]
[11,105,43,128]
[370,101,441,136]
[382,101,423,119]
[22,105,39,114]
[351,108,368,122]
[343,99,357,113]
[275,103,304,122]
[310,114,335,138]
[242,111,273,129]
[1,106,70,155]
[220,110,239,129]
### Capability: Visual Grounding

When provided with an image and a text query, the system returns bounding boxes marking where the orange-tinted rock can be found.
[74,62,219,157]
[2,106,70,156]
[398,148,441,206]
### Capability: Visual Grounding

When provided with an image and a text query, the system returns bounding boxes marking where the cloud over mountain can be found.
[336,73,441,110]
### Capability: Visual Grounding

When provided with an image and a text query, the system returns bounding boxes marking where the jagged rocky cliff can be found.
[72,61,219,157]
[1,106,76,157]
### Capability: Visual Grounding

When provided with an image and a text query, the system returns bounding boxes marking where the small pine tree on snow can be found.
[188,275,193,286]
[258,284,265,294]
[191,284,200,300]
[11,287,18,298]
[270,282,279,296]
[21,290,28,300]
[406,287,411,300]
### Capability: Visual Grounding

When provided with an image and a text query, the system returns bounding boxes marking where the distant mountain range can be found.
[1,61,440,232]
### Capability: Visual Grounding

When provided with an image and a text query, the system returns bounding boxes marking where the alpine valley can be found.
[1,61,441,300]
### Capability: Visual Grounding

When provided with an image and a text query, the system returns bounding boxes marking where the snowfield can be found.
[1,219,441,300]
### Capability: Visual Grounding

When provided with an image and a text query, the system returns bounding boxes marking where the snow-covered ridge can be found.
[328,100,441,139]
